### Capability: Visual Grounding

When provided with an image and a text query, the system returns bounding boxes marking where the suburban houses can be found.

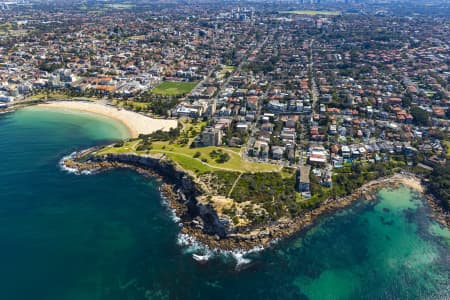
[0,0,448,199]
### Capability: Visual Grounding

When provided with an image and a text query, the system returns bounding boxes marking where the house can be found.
[247,96,258,110]
[320,94,332,103]
[351,146,361,158]
[201,126,222,146]
[236,123,248,133]
[175,105,200,117]
[267,100,286,112]
[245,113,256,122]
[0,95,14,103]
[309,146,328,165]
[174,101,206,117]
[329,124,337,135]
[341,145,351,159]
[285,118,297,129]
[296,165,311,193]
[332,155,344,168]
[271,146,285,160]
[261,122,274,132]
[281,128,296,142]
[228,137,242,147]
[252,140,269,159]
[322,170,333,187]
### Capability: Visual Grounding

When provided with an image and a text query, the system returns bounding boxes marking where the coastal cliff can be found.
[65,152,232,242]
[63,151,449,251]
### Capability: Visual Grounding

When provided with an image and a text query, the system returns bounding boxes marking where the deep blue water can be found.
[0,107,448,300]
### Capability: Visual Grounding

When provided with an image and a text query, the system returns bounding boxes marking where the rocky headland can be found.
[62,150,449,252]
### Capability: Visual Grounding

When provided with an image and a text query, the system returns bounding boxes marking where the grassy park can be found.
[151,81,197,96]
[96,118,279,174]
[94,134,291,225]
[97,139,280,174]
[27,92,99,101]
[90,117,364,226]
[114,100,149,111]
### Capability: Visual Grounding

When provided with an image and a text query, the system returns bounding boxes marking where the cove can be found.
[0,108,448,300]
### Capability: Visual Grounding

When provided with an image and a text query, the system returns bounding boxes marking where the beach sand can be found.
[396,174,425,193]
[38,101,177,138]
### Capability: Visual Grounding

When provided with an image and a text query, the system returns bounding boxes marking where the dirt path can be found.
[227,173,243,198]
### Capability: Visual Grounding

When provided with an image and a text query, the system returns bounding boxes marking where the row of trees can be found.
[31,83,183,117]
[428,161,450,211]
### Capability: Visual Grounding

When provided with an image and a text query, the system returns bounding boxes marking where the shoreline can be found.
[174,173,449,251]
[61,153,450,252]
[35,100,178,138]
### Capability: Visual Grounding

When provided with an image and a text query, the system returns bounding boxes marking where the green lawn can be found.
[0,23,13,33]
[115,100,149,111]
[164,152,211,174]
[95,117,280,176]
[150,142,280,173]
[279,10,341,16]
[28,92,71,100]
[444,141,450,158]
[96,140,280,174]
[151,81,197,96]
[97,140,141,154]
[27,93,99,101]
[179,118,207,143]
[217,65,236,79]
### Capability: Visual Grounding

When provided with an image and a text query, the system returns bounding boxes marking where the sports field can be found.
[151,81,197,96]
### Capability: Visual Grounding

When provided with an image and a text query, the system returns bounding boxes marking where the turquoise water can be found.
[0,107,448,300]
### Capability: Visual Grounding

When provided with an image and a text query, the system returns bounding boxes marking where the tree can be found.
[410,106,430,126]
[428,161,450,211]
[402,93,413,108]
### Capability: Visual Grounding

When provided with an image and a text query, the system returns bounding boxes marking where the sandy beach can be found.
[395,174,425,193]
[38,101,177,138]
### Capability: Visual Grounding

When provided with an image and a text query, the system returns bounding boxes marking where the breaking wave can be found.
[159,189,181,223]
[59,152,79,174]
[59,152,96,175]
[176,232,267,270]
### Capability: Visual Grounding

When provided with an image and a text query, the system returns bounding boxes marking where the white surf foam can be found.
[159,190,181,223]
[176,232,268,268]
[59,152,97,175]
[59,152,79,174]
[231,251,251,267]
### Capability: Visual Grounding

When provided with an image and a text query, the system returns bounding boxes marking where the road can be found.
[308,39,319,115]
[215,35,270,103]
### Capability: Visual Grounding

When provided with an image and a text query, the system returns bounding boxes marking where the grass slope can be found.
[97,140,280,174]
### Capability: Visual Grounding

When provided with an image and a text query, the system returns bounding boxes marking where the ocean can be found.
[0,107,448,300]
